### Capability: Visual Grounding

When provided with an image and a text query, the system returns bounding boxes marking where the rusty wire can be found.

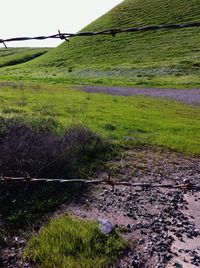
[0,175,199,191]
[1,21,200,48]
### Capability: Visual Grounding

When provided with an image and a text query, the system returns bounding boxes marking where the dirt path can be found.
[1,149,200,268]
[81,86,200,105]
[52,149,200,268]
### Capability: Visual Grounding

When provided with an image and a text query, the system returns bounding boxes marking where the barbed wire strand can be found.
[1,21,200,48]
[0,176,199,191]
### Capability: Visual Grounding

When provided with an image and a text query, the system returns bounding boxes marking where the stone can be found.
[98,219,114,235]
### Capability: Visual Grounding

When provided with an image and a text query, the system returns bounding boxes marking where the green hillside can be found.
[0,48,50,68]
[1,0,200,88]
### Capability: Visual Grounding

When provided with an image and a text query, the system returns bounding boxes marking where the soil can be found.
[81,86,200,106]
[1,148,200,268]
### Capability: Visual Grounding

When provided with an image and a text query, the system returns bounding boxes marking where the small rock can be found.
[98,219,114,235]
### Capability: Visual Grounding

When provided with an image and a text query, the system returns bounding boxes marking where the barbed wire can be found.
[1,21,200,48]
[0,175,199,191]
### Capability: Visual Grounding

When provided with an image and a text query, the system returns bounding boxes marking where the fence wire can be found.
[0,175,199,191]
[1,21,200,48]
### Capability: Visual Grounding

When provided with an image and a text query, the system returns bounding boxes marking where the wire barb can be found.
[0,39,7,48]
[58,29,69,42]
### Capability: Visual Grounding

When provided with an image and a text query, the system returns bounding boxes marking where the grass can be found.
[0,47,50,68]
[0,0,200,87]
[24,215,127,268]
[0,82,199,155]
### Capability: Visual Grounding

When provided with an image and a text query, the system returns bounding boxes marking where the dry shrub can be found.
[0,118,110,179]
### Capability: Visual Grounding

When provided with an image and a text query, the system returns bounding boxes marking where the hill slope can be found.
[1,0,200,88]
[0,48,50,68]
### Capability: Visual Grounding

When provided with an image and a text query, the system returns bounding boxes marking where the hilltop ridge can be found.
[1,0,200,88]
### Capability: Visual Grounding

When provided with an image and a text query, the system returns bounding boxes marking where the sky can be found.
[0,0,123,48]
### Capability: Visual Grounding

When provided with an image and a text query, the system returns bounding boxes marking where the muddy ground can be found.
[1,148,200,268]
[81,86,200,106]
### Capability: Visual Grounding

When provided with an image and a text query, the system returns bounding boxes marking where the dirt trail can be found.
[55,149,200,268]
[1,149,200,268]
[81,86,200,105]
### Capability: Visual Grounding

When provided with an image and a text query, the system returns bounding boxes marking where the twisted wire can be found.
[1,21,200,48]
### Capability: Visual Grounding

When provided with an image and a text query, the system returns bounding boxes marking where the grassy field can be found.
[0,0,200,88]
[0,82,199,155]
[24,215,126,268]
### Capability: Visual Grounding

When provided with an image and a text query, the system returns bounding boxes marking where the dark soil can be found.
[1,148,200,268]
[81,86,200,106]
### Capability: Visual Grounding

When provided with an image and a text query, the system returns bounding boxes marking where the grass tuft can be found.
[24,215,127,268]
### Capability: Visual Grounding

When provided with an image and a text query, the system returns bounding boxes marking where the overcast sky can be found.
[1,0,123,48]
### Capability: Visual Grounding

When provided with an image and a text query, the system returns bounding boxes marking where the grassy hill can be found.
[1,0,200,88]
[0,48,50,68]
